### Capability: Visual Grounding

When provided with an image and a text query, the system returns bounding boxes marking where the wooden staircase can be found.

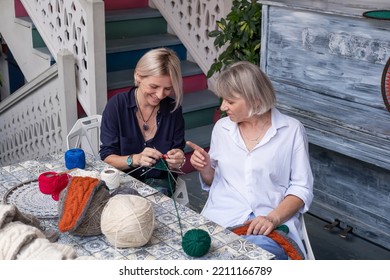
[23,1,218,174]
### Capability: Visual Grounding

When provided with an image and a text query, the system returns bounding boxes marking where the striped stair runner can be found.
[16,0,218,174]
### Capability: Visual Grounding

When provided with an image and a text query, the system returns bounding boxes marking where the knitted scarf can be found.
[231,224,305,260]
[58,176,110,236]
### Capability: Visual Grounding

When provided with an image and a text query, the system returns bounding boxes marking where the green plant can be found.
[207,0,262,78]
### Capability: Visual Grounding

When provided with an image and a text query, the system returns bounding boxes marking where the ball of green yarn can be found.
[276,224,289,234]
[182,229,211,257]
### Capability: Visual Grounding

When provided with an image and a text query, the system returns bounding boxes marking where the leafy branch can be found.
[207,0,262,78]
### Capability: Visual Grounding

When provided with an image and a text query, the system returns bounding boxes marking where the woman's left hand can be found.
[244,216,276,236]
[164,149,186,170]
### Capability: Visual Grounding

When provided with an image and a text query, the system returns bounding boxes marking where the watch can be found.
[126,155,133,167]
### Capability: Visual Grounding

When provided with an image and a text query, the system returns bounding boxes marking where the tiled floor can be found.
[180,171,390,260]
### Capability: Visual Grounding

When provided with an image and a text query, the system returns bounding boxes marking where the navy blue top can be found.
[100,87,185,181]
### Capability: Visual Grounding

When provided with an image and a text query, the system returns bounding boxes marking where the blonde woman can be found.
[100,48,186,197]
[187,61,314,259]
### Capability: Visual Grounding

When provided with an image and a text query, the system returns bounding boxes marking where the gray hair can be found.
[134,48,183,111]
[215,61,276,116]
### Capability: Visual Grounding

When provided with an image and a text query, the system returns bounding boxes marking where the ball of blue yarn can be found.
[182,229,211,257]
[65,148,86,169]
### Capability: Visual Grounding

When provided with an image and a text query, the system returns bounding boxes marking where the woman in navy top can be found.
[100,48,186,196]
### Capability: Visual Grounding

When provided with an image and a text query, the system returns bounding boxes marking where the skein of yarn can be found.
[38,172,58,195]
[101,194,155,248]
[38,171,71,201]
[58,178,110,236]
[100,168,120,190]
[64,148,86,169]
[182,229,211,257]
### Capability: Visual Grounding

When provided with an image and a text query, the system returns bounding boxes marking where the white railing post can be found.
[20,0,107,116]
[57,49,78,151]
[78,0,107,115]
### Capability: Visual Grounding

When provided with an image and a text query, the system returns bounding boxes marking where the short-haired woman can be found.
[187,61,314,259]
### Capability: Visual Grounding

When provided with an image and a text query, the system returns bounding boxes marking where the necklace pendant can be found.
[143,123,149,131]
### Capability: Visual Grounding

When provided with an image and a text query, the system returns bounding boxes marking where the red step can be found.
[102,0,149,11]
[106,73,207,100]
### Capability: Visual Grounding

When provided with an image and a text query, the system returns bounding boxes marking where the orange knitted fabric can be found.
[267,231,303,260]
[231,224,304,260]
[58,176,99,232]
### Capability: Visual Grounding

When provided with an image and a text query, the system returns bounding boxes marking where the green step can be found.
[106,33,182,54]
[184,124,214,153]
[32,28,45,48]
[182,89,220,129]
[106,33,186,72]
[182,89,219,113]
[28,7,167,47]
[105,8,167,40]
[106,7,162,22]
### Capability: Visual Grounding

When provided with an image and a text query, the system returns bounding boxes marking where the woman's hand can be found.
[133,147,163,167]
[164,148,186,170]
[244,216,278,236]
[186,141,214,186]
[186,141,211,172]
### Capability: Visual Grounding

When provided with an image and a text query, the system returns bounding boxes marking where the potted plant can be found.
[207,0,262,120]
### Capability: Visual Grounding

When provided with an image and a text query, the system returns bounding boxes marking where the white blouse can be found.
[200,108,314,254]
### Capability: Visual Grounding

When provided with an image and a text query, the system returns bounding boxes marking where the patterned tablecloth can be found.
[0,153,274,260]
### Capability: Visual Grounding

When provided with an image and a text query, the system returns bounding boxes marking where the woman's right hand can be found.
[186,141,215,186]
[133,147,163,167]
[186,141,211,172]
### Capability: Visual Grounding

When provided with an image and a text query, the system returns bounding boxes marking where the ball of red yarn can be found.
[38,172,71,201]
[38,172,58,195]
[52,173,71,201]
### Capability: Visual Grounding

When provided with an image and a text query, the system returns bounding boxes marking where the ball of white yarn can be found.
[100,168,120,190]
[101,194,155,248]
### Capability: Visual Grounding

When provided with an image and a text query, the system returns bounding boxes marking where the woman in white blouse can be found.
[187,61,314,259]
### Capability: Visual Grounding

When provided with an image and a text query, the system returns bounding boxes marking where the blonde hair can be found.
[134,48,183,111]
[215,61,276,116]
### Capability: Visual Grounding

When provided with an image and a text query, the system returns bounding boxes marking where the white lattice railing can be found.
[0,0,230,166]
[20,0,107,116]
[151,0,232,88]
[0,51,77,166]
